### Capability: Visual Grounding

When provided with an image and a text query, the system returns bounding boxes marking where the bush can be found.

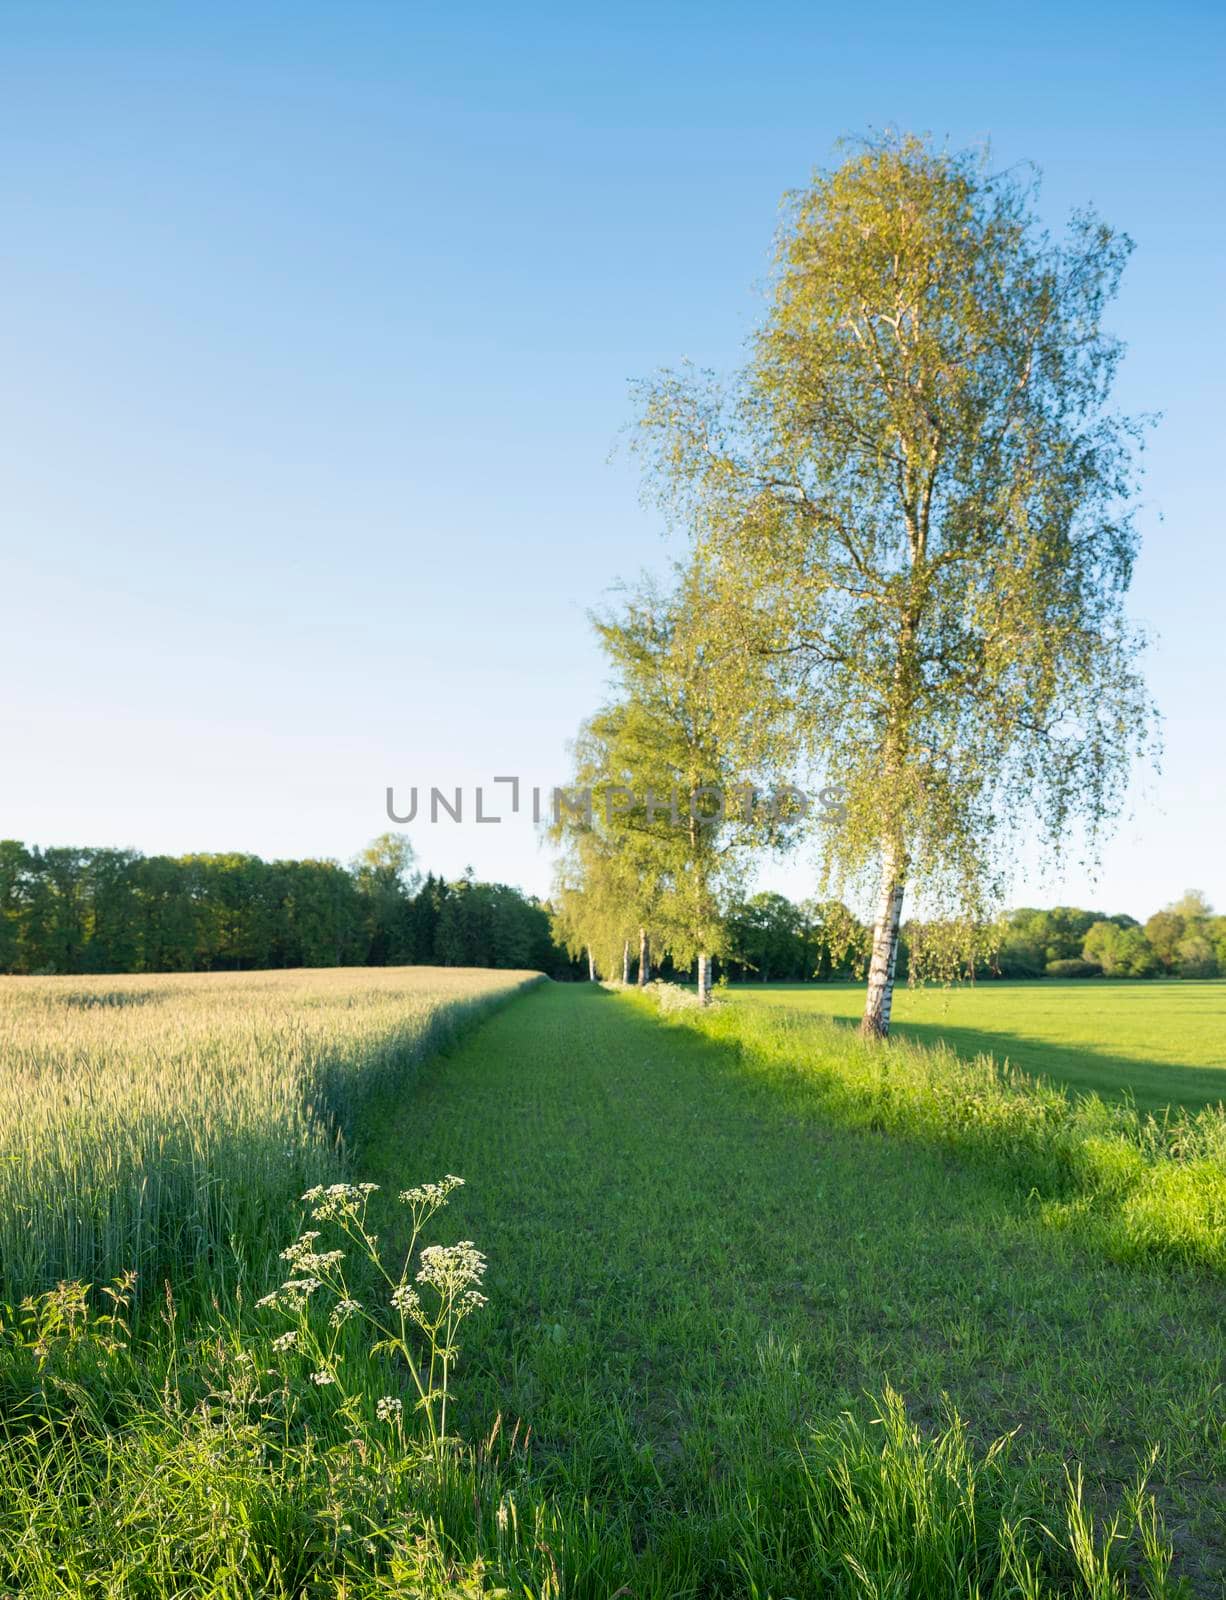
[1176,935,1219,979]
[992,934,1045,978]
[1044,959,1103,978]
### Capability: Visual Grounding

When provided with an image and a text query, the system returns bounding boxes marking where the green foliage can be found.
[991,929,1046,977]
[1046,957,1104,978]
[552,568,781,991]
[1008,906,1102,965]
[725,890,809,979]
[635,134,1154,1023]
[723,893,872,981]
[1176,934,1218,979]
[1143,891,1222,979]
[1144,909,1186,971]
[1084,920,1162,977]
[0,839,574,977]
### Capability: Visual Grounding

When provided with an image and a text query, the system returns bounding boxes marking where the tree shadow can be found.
[741,989,1226,1114]
[885,1019,1226,1113]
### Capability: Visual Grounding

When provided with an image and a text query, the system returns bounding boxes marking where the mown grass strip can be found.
[649,988,1226,1275]
[359,982,1226,1594]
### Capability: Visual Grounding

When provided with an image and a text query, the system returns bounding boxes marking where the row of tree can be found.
[549,133,1155,1032]
[717,889,1226,984]
[0,836,577,977]
[993,892,1225,980]
[5,826,1213,985]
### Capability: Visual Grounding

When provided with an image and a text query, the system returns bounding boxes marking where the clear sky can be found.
[2,1,1223,922]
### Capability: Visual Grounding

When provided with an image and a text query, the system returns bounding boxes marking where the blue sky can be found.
[2,1,1223,920]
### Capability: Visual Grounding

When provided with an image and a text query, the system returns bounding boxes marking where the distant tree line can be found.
[712,888,1226,984]
[0,834,579,977]
[989,891,1224,980]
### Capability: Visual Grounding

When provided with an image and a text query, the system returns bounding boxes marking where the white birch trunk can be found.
[586,946,596,982]
[622,940,631,984]
[638,927,650,987]
[696,952,712,1005]
[861,840,906,1037]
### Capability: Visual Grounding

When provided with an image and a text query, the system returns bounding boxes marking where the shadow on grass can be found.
[727,983,1226,1114]
[880,1019,1226,1114]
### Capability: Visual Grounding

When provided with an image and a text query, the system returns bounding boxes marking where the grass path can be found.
[358,982,1226,1591]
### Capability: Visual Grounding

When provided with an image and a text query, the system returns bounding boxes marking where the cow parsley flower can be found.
[416,1241,487,1298]
[304,1183,378,1221]
[330,1297,361,1327]
[280,1233,345,1272]
[399,1174,464,1207]
[391,1283,421,1315]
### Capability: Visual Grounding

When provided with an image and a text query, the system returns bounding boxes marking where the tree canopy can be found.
[633,134,1154,1033]
[0,840,575,978]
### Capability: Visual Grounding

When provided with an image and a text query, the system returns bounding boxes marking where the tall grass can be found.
[0,967,539,1302]
[648,988,1226,1273]
[0,1315,1184,1599]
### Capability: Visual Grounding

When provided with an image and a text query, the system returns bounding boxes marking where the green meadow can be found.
[723,979,1226,1113]
[2,973,1223,1597]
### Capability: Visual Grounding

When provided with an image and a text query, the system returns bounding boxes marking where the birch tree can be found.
[555,570,779,1003]
[635,135,1153,1035]
[550,818,646,982]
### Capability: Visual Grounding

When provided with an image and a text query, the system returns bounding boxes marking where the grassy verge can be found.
[356,983,1223,1594]
[2,981,1222,1596]
[656,987,1226,1275]
[720,980,1226,1113]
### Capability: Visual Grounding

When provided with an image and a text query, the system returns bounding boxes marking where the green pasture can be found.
[722,979,1226,1112]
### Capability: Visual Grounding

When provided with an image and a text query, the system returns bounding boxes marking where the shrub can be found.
[1176,935,1219,979]
[1045,958,1103,978]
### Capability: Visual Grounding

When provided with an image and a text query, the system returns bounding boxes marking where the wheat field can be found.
[0,966,538,1302]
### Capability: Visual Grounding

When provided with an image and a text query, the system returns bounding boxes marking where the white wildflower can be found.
[391,1283,421,1315]
[272,1330,298,1352]
[305,1183,376,1221]
[375,1395,403,1422]
[281,1230,320,1258]
[399,1174,464,1207]
[278,1277,322,1311]
[330,1297,361,1327]
[311,1369,335,1386]
[416,1241,487,1299]
[280,1233,346,1273]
